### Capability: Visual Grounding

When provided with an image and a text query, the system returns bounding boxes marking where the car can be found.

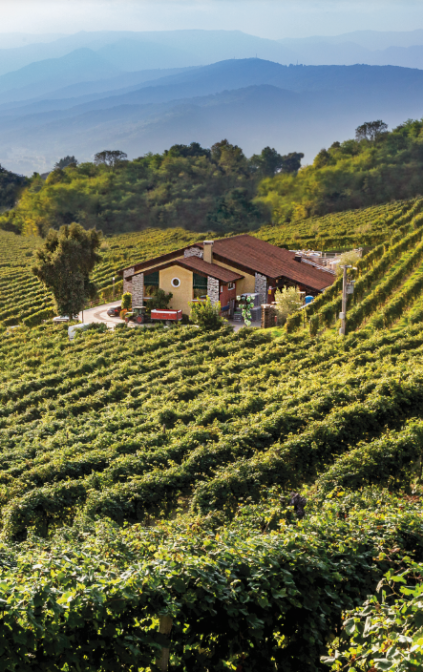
[107,306,122,317]
[52,315,79,323]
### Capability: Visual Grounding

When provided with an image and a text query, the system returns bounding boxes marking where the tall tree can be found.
[355,120,388,142]
[94,150,128,167]
[32,223,101,317]
[54,156,78,169]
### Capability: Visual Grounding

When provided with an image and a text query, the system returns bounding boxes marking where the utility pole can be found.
[339,264,355,336]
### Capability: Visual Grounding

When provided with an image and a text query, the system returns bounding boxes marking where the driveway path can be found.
[79,301,122,328]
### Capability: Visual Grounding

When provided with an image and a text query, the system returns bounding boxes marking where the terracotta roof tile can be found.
[199,235,334,291]
[178,256,243,282]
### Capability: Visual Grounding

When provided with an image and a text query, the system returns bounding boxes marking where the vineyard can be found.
[2,197,423,328]
[2,200,423,669]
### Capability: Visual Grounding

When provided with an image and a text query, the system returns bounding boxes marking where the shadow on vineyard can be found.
[2,199,423,669]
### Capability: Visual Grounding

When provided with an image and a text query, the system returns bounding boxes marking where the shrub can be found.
[121,292,132,310]
[189,296,223,330]
[145,288,173,314]
[335,250,361,275]
[274,286,303,325]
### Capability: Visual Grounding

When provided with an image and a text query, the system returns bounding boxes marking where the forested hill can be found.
[3,118,423,237]
[0,142,301,236]
[0,165,27,212]
[257,118,423,223]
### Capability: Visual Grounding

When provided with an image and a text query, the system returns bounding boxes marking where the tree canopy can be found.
[0,165,27,213]
[257,118,423,224]
[0,141,279,237]
[32,223,101,317]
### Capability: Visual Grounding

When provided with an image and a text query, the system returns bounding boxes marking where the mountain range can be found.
[1,30,423,174]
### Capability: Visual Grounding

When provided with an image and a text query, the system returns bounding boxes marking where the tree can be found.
[165,142,211,159]
[94,150,128,167]
[280,152,304,174]
[32,223,101,317]
[249,147,285,177]
[355,120,388,142]
[54,156,78,169]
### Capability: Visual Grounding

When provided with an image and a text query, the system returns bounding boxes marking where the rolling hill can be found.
[1,199,423,668]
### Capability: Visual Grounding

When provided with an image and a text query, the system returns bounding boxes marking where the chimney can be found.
[203,240,214,264]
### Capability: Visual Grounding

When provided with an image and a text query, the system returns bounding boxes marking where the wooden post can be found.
[157,615,173,672]
[339,265,348,336]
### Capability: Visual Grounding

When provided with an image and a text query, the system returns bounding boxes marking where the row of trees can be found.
[0,142,303,238]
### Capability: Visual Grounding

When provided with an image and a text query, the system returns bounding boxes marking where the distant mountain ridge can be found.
[1,58,423,175]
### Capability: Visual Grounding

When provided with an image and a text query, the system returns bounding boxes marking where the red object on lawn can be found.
[151,309,183,321]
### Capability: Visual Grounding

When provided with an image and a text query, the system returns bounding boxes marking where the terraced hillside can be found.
[285,204,423,337]
[1,305,423,668]
[2,198,423,327]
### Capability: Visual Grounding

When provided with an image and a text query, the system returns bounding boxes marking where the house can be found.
[119,235,335,315]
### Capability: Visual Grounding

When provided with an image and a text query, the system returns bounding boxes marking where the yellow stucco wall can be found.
[212,260,255,294]
[159,266,194,314]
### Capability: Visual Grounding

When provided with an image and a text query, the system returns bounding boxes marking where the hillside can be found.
[257,118,423,222]
[1,246,423,667]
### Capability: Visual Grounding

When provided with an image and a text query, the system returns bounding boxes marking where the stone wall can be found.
[184,247,203,259]
[132,273,144,306]
[255,272,268,305]
[207,276,220,305]
[123,278,132,293]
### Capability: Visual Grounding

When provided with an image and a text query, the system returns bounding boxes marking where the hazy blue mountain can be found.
[2,59,423,175]
[0,67,193,114]
[280,29,423,51]
[0,49,120,103]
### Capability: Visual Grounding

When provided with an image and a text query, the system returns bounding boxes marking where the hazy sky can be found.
[0,1,422,40]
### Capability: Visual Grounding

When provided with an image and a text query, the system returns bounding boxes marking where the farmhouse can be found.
[119,234,335,315]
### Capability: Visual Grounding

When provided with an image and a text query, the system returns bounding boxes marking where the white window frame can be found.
[171,277,181,288]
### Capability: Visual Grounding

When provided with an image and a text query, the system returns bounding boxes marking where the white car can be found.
[52,315,79,323]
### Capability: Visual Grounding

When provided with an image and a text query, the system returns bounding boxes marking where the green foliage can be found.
[146,287,173,314]
[274,286,303,324]
[54,155,78,169]
[0,141,269,237]
[257,119,423,224]
[0,164,27,212]
[32,223,101,317]
[121,291,132,310]
[189,296,223,330]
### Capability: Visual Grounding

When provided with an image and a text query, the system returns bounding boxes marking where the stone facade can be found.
[207,276,220,305]
[184,247,203,259]
[123,267,134,278]
[255,272,268,305]
[123,277,132,293]
[132,273,144,306]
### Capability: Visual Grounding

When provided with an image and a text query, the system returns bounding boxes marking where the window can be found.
[171,277,180,288]
[228,282,235,290]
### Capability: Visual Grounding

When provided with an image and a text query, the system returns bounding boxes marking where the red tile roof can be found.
[198,235,334,291]
[178,256,242,282]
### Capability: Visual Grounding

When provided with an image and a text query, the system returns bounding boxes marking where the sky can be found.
[0,0,422,40]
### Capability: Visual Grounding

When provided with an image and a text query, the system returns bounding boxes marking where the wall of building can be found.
[212,260,255,294]
[184,247,203,259]
[207,276,220,305]
[159,266,193,314]
[219,283,237,309]
[132,273,144,306]
[255,272,268,305]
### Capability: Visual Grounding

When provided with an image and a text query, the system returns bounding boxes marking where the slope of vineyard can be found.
[1,305,423,668]
[2,197,423,327]
[286,200,423,337]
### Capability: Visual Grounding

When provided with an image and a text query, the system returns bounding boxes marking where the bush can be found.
[189,297,223,330]
[335,249,361,276]
[121,292,132,310]
[145,288,173,314]
[274,286,303,325]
